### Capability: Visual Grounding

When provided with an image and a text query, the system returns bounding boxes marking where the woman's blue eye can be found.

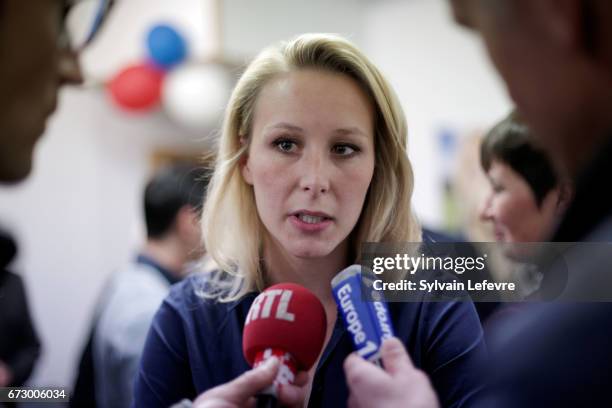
[332,144,358,156]
[274,139,297,152]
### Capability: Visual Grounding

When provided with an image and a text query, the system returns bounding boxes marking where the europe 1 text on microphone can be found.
[331,264,394,363]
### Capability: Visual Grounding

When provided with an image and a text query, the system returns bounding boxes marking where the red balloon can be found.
[108,63,164,111]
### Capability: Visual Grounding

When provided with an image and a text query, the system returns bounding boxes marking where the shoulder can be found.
[165,273,224,312]
[112,262,168,290]
[0,270,27,317]
[100,263,170,318]
[488,303,612,406]
[390,297,480,338]
[586,214,612,240]
[161,273,254,335]
[134,276,254,405]
[143,274,256,382]
[0,269,22,288]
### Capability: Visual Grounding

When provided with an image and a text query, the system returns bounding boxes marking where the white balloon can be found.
[162,63,231,130]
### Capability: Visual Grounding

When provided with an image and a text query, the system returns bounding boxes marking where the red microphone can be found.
[243,283,327,407]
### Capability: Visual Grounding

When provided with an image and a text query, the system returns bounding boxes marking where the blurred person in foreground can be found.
[344,0,612,406]
[0,0,114,184]
[71,163,211,408]
[1,0,113,401]
[134,33,485,408]
[0,229,41,390]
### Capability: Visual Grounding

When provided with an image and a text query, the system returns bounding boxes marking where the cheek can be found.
[252,160,285,190]
[481,27,530,99]
[339,165,374,216]
[249,158,289,212]
[244,148,282,185]
[489,194,520,227]
[499,195,540,234]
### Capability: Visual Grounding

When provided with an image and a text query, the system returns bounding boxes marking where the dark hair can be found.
[144,163,211,239]
[481,111,557,206]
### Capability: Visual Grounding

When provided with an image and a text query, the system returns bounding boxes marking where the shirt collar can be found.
[136,253,181,285]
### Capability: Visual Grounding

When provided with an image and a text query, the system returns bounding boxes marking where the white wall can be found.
[361,0,512,227]
[220,0,366,60]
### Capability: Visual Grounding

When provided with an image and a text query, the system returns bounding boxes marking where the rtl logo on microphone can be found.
[245,288,299,388]
[245,288,295,323]
[242,283,327,401]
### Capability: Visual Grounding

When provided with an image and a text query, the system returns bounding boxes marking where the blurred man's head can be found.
[144,163,210,261]
[0,0,113,183]
[450,0,612,177]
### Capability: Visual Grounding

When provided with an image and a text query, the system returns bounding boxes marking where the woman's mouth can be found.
[290,211,333,232]
[493,227,505,242]
[297,213,327,224]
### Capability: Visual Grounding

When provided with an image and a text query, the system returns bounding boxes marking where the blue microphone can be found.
[331,265,394,362]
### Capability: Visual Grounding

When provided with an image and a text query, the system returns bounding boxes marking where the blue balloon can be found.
[147,24,187,69]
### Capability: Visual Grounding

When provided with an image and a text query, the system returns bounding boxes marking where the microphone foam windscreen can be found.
[243,283,327,370]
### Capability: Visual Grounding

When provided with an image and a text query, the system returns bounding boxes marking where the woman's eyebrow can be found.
[333,127,370,139]
[264,122,304,133]
[263,123,369,139]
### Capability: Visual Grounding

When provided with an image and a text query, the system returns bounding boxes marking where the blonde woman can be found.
[134,34,485,408]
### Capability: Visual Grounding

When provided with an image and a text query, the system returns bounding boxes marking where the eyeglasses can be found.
[59,0,115,52]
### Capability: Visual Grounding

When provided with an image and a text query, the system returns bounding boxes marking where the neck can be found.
[142,237,186,279]
[263,238,349,307]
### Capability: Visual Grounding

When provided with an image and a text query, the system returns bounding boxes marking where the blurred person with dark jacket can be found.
[0,229,41,388]
[71,163,211,408]
[344,1,612,407]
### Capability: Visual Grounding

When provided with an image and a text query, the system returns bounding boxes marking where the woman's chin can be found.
[288,244,334,259]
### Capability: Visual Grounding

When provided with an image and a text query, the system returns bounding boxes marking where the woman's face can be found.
[480,159,559,244]
[242,69,375,260]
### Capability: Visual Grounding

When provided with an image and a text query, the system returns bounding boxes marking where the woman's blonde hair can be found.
[201,33,421,301]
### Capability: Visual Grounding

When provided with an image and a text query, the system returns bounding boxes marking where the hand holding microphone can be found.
[332,265,439,408]
[192,357,307,408]
[343,337,440,408]
[192,283,326,408]
[243,283,327,408]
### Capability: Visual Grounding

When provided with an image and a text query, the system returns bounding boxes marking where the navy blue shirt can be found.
[133,274,486,407]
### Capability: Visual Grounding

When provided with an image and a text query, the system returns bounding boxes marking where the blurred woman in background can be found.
[480,111,571,252]
[479,112,573,307]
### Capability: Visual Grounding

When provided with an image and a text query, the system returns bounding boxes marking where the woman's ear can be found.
[239,136,253,185]
[556,179,574,214]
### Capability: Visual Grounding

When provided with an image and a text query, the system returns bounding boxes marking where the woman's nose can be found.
[298,153,331,194]
[57,49,84,86]
[479,192,494,221]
